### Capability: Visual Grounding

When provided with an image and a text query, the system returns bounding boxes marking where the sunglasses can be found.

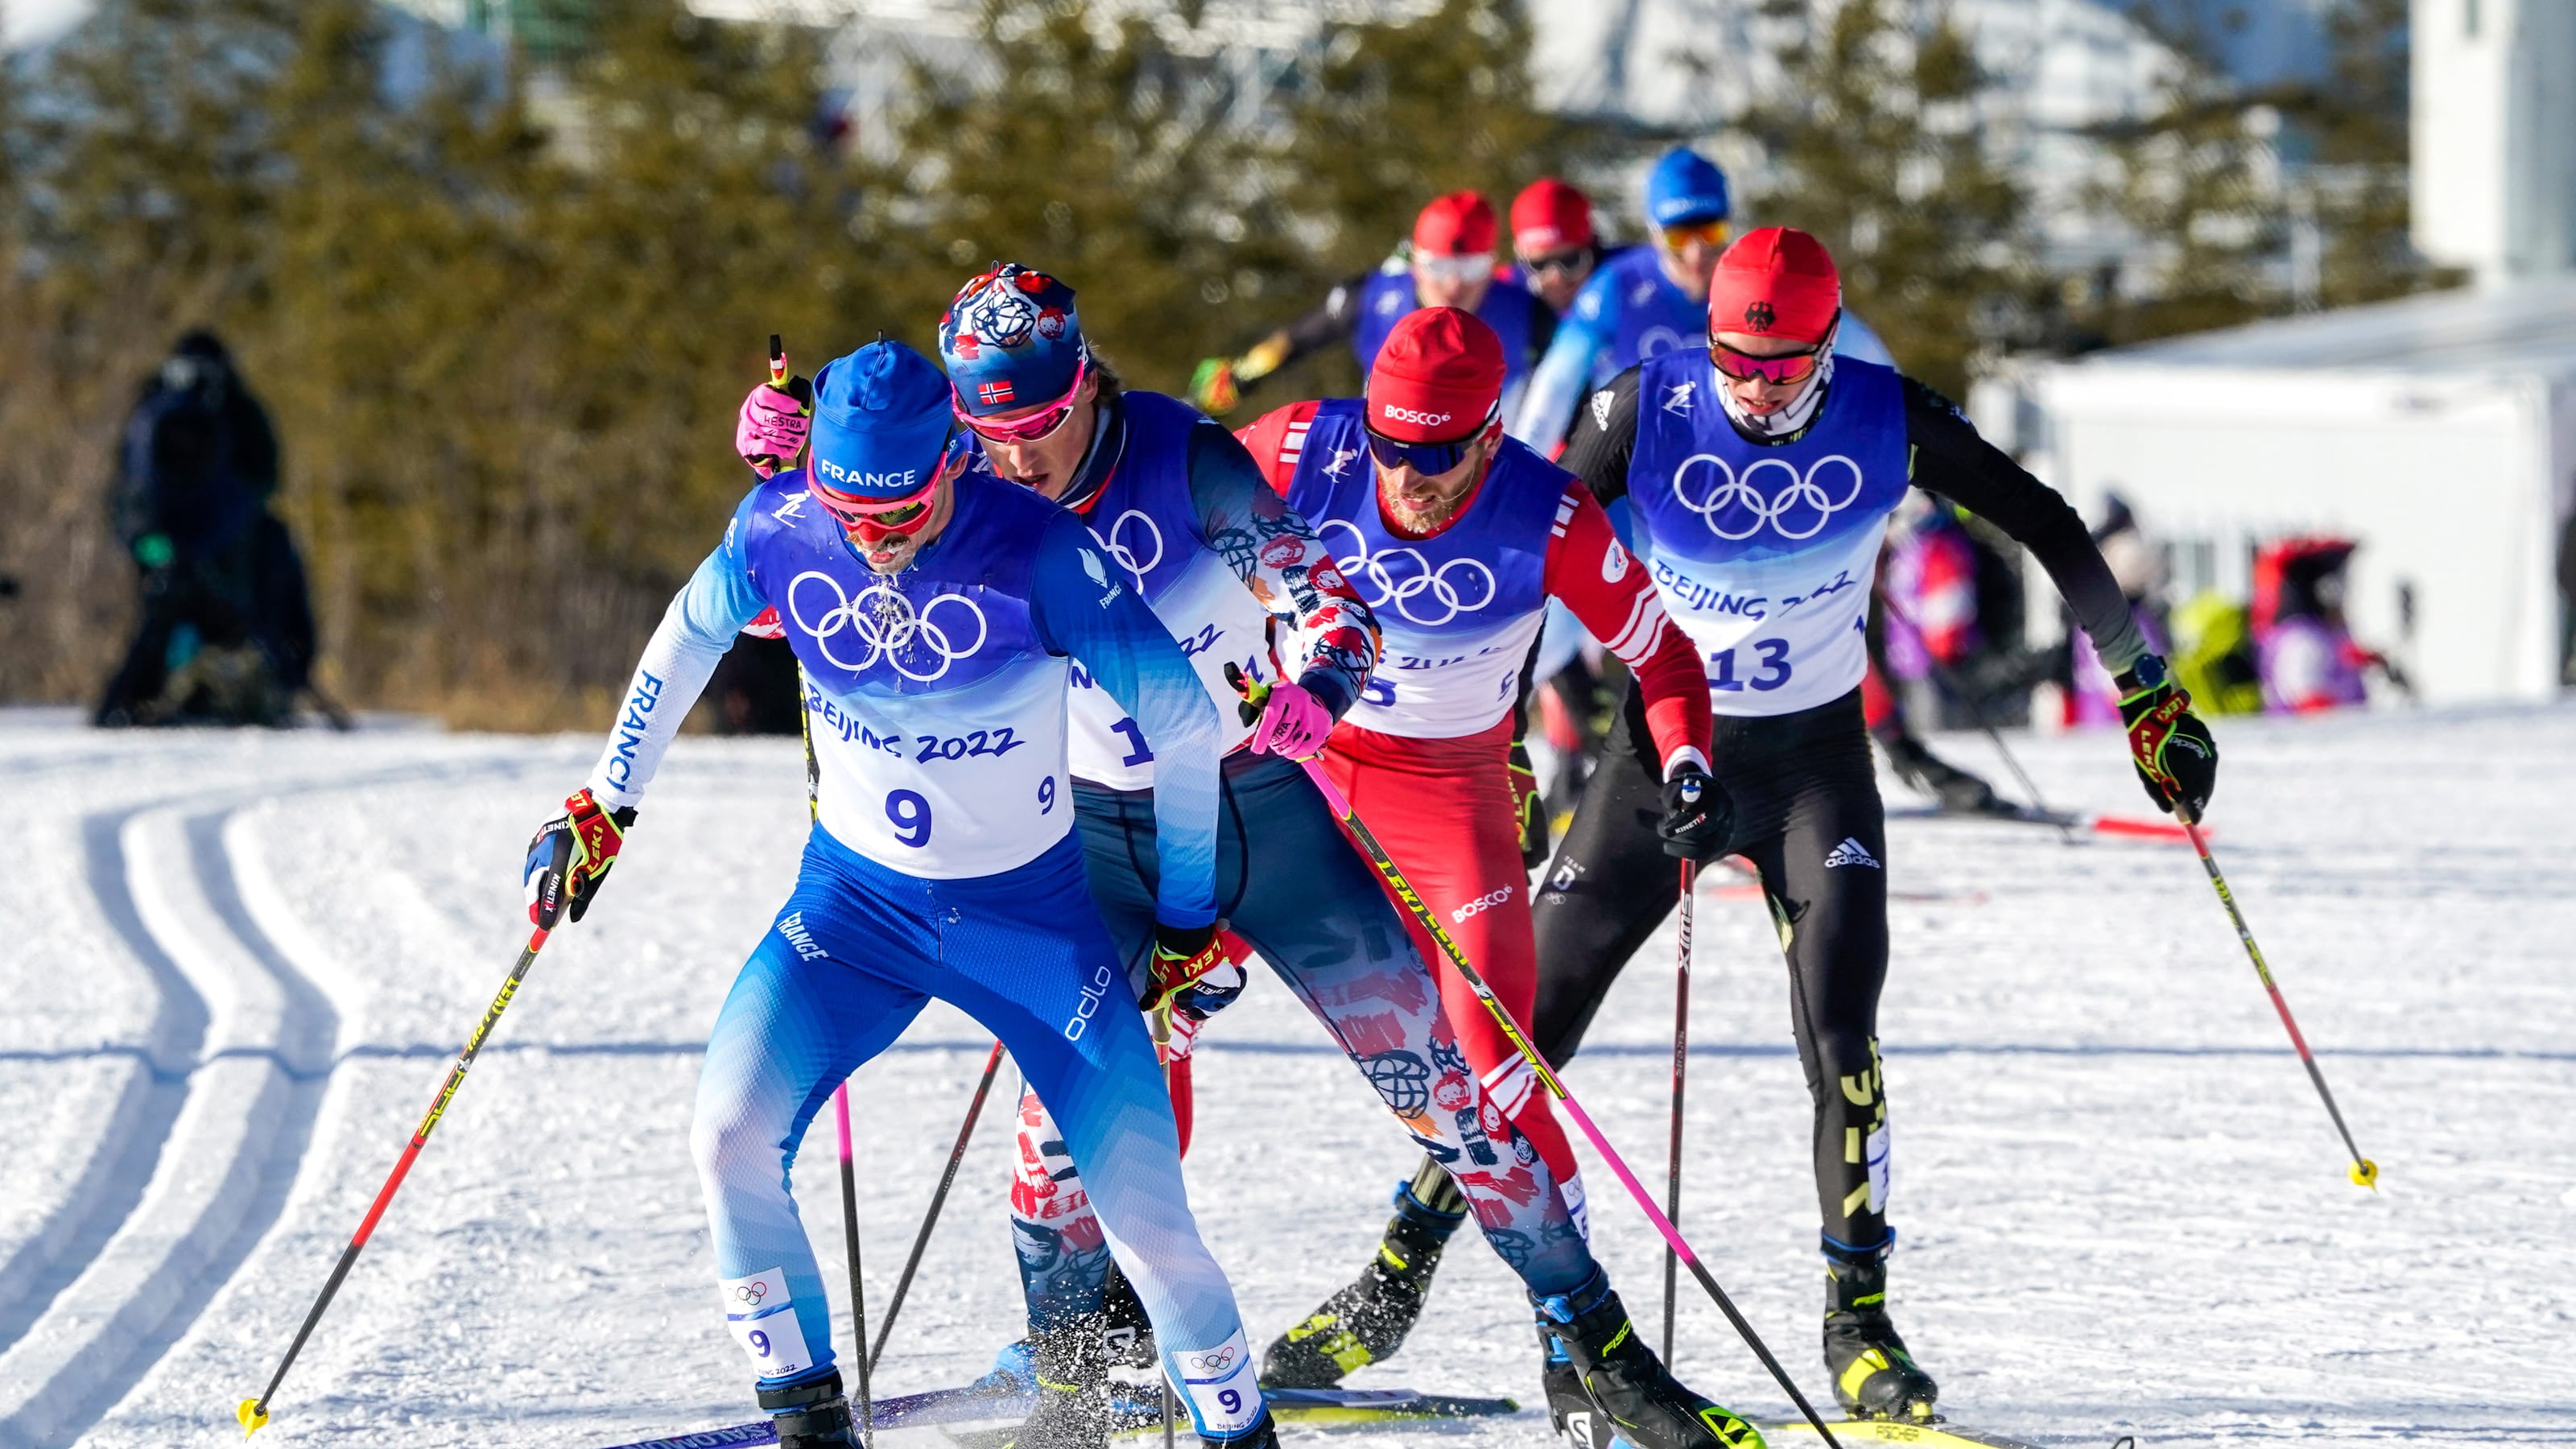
[1518,247,1591,278]
[1708,340,1823,386]
[1363,406,1497,475]
[1660,219,1732,252]
[955,353,1089,444]
[1415,253,1492,285]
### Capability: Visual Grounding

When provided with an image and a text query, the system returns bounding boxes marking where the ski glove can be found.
[1509,737,1550,869]
[1141,921,1234,1015]
[524,788,636,929]
[737,374,815,477]
[1226,663,1334,762]
[2117,654,2219,819]
[1656,762,1735,862]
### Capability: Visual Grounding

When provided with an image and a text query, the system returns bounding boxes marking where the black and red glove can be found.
[1141,920,1241,1016]
[2116,654,2219,819]
[524,788,636,929]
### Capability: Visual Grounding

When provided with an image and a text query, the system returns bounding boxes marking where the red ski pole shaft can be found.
[238,926,554,1436]
[1292,757,1842,1449]
[2178,814,2379,1189]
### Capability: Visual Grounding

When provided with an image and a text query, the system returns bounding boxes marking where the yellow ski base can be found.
[1761,1420,2044,1449]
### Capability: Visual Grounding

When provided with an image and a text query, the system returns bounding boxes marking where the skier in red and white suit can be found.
[1233,307,1715,1389]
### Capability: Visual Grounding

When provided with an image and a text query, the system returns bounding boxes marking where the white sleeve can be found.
[584,542,765,809]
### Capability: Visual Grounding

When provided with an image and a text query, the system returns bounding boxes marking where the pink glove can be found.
[1246,677,1332,761]
[736,379,811,477]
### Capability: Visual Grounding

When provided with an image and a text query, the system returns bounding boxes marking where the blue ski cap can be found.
[807,341,956,501]
[1645,147,1732,228]
[938,262,1088,419]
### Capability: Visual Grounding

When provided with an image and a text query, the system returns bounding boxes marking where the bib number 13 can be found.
[1710,638,1792,692]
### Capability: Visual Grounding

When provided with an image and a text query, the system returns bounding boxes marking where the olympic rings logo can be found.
[1670,453,1867,542]
[787,571,989,681]
[1635,324,1686,359]
[1316,518,1496,626]
[1090,510,1163,591]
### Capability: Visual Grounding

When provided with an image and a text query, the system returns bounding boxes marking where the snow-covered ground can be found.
[1,704,2570,1449]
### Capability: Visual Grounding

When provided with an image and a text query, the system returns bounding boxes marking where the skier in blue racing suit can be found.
[530,341,1276,1449]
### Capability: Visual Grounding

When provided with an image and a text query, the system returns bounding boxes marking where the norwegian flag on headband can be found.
[977,379,1014,406]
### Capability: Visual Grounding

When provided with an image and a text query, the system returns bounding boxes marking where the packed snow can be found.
[0,702,2570,1448]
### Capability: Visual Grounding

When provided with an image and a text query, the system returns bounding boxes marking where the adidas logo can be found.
[1823,837,1880,870]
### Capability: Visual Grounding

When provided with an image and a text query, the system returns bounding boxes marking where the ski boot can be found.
[995,1319,1112,1449]
[1880,731,2002,815]
[759,1370,859,1449]
[1101,1261,1159,1371]
[1538,1323,1608,1449]
[1202,1406,1280,1449]
[1823,1241,1938,1422]
[1259,1173,1466,1387]
[1537,1271,1763,1449]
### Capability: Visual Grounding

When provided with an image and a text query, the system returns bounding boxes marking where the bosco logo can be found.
[787,572,989,681]
[1379,404,1453,427]
[1671,452,1867,542]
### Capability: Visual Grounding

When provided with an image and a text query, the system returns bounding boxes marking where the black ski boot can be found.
[997,1319,1111,1449]
[1538,1323,1608,1449]
[1823,1241,1938,1422]
[1101,1262,1158,1371]
[759,1371,858,1449]
[1202,1406,1280,1449]
[1879,730,2002,815]
[1537,1271,1763,1449]
[1260,1172,1465,1387]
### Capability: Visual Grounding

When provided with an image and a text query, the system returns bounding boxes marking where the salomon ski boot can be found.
[1537,1271,1763,1449]
[1260,1176,1465,1387]
[759,1371,859,1449]
[1823,1243,1938,1422]
[1538,1323,1608,1449]
[997,1320,1112,1449]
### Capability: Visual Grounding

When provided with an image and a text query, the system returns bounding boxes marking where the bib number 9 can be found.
[886,789,933,848]
[1710,638,1792,692]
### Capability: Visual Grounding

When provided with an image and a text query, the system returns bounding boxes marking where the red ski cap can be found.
[1412,191,1498,258]
[1707,226,1841,345]
[1366,308,1506,442]
[1511,178,1595,252]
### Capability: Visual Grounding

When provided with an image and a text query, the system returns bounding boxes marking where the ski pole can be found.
[1662,860,1693,1364]
[869,1039,1010,1373]
[2178,812,2379,1189]
[237,926,553,1436]
[836,1084,876,1447]
[1278,747,1843,1449]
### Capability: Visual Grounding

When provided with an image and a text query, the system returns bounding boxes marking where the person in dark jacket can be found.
[96,329,318,727]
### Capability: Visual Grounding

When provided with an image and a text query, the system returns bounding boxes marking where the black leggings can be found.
[1530,685,1893,1253]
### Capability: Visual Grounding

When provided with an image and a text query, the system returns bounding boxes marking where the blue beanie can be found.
[807,341,956,500]
[1644,147,1732,229]
[938,262,1088,418]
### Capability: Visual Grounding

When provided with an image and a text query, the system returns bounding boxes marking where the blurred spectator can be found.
[2252,536,2405,712]
[95,330,317,727]
[2063,493,2174,725]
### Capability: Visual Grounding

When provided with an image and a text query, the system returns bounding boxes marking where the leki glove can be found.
[1142,920,1229,1014]
[2116,654,2219,819]
[524,788,635,929]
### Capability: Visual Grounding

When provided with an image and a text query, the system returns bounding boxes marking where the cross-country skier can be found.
[1515,147,1894,456]
[1288,229,2222,1429]
[539,340,1277,1449]
[1228,307,1717,1430]
[1187,193,1555,427]
[923,263,1759,1449]
[1505,178,1612,316]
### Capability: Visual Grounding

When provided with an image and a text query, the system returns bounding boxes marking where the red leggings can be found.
[1319,716,1579,1184]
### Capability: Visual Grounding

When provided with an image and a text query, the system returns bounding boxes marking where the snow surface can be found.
[1,704,2571,1448]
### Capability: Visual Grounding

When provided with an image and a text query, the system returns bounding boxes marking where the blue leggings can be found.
[691,826,1261,1434]
[1011,752,1597,1333]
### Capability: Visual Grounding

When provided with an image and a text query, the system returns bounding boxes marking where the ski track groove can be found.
[0,752,526,1448]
